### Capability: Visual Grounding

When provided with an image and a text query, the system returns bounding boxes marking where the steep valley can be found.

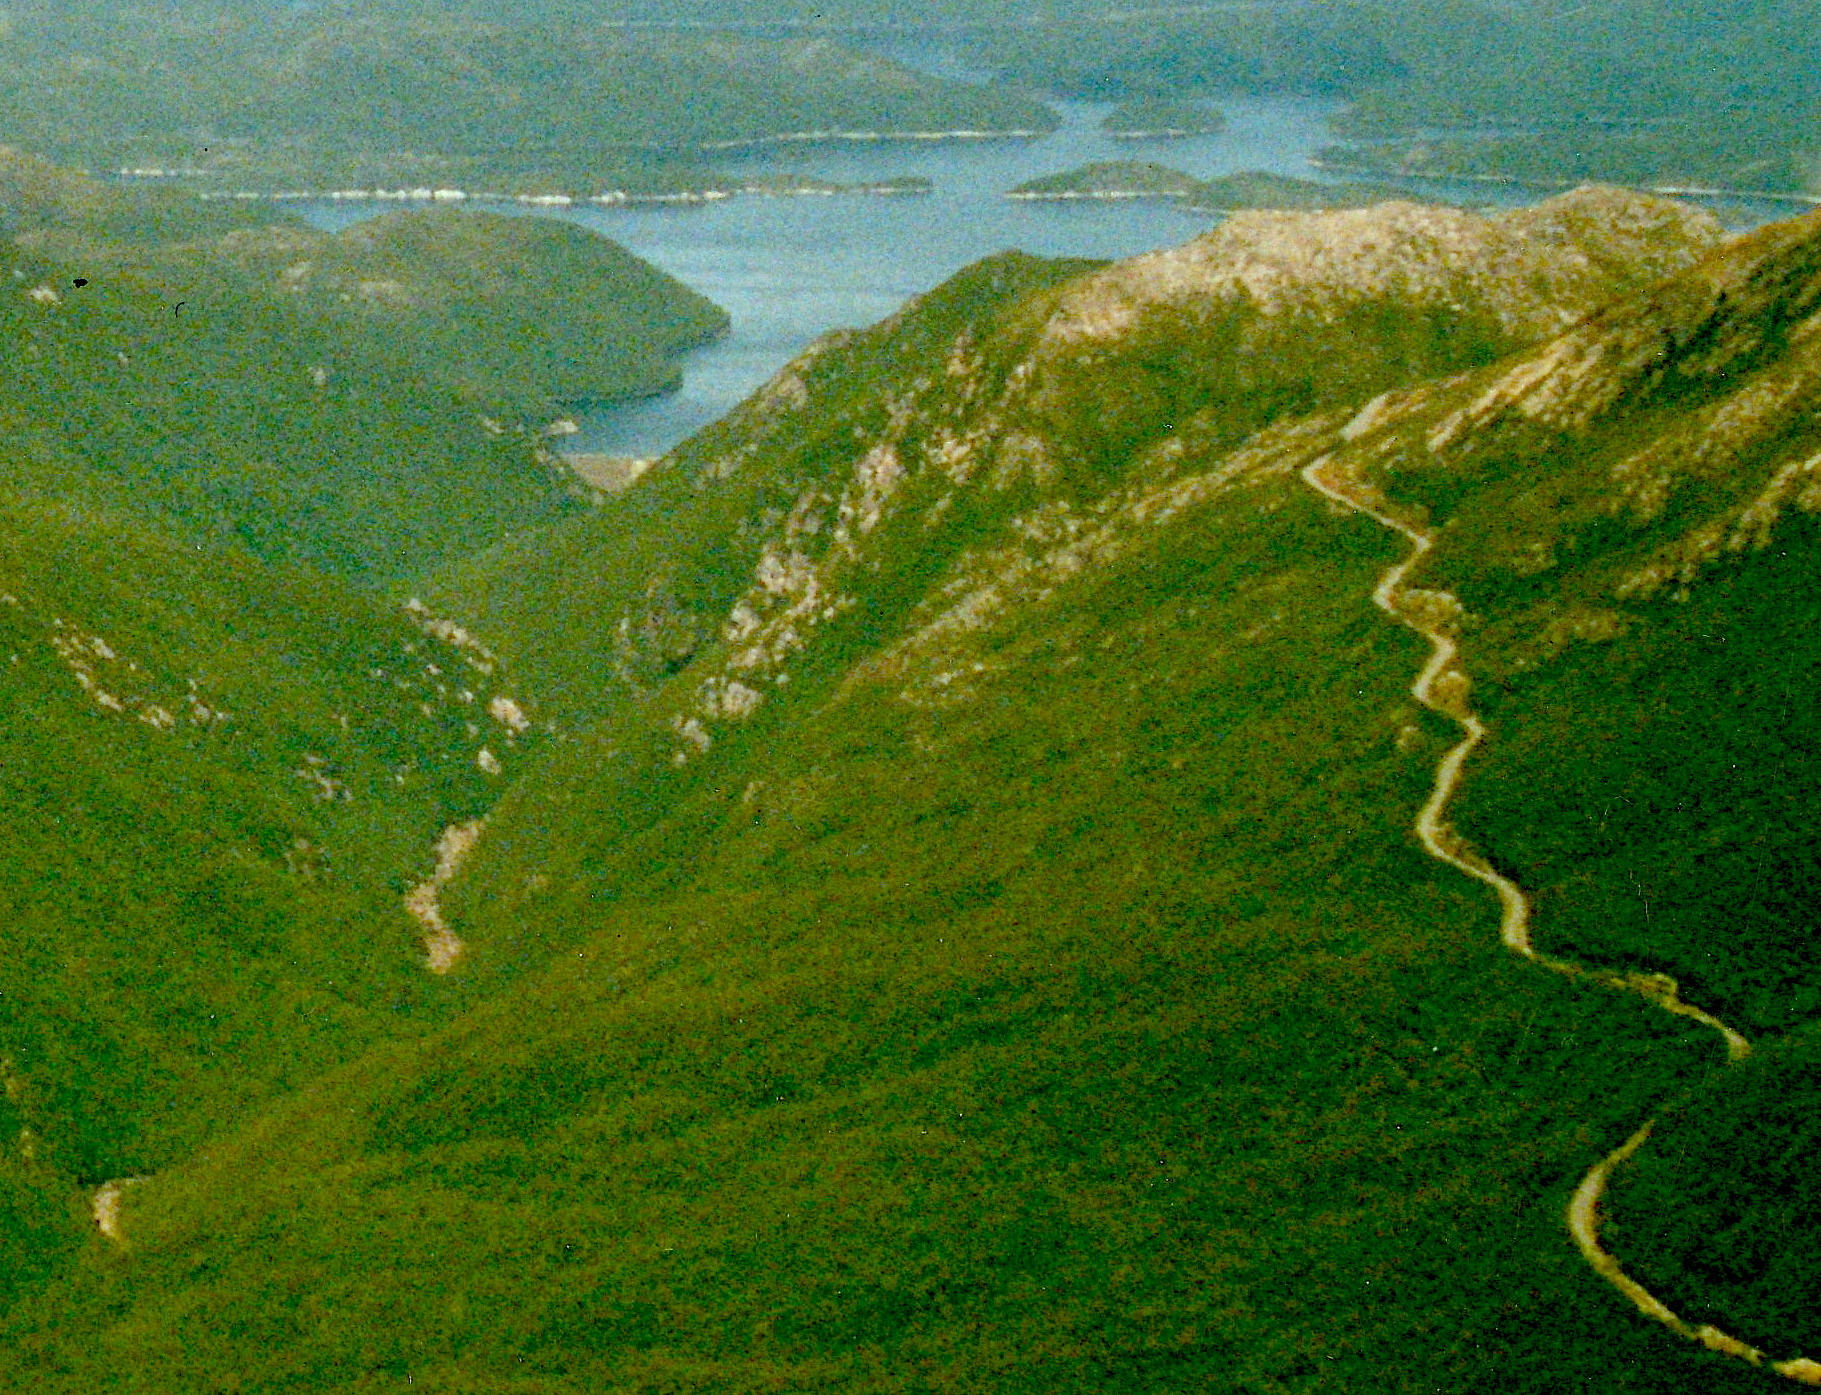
[3,180,1821,1392]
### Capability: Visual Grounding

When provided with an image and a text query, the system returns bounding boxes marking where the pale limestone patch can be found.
[1043,200,1612,354]
[92,1177,148,1242]
[404,820,485,973]
[404,598,499,675]
[487,695,529,734]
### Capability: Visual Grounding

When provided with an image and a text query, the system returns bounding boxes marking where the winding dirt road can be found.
[1298,457,1820,1385]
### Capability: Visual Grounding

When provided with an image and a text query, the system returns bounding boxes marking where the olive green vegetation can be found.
[0,191,1800,1389]
[0,152,731,585]
[1101,99,1227,138]
[1605,1020,1821,1356]
[1330,208,1821,1359]
[0,162,719,1316]
[0,13,1056,192]
[1357,212,1821,1038]
[0,488,532,1306]
[422,251,1103,722]
[0,386,1745,1395]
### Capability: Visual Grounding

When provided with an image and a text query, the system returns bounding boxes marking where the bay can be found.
[295,90,1799,460]
[297,95,1354,457]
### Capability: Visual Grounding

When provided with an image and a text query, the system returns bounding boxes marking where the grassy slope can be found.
[1330,209,1821,1366]
[0,198,1776,1390]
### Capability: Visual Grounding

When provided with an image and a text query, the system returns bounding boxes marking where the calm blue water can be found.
[295,95,1362,455]
[294,93,1803,457]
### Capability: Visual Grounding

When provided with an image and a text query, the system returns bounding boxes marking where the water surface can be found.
[299,94,1790,458]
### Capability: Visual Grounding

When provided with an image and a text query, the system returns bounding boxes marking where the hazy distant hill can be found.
[0,13,1057,191]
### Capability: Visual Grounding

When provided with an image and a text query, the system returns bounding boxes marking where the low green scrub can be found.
[0,459,1746,1393]
[1604,1021,1821,1356]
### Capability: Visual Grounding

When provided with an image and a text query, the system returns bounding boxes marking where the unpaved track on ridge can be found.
[1298,458,1820,1384]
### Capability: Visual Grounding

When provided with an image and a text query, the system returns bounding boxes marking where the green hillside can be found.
[0,155,725,1321]
[0,152,729,585]
[11,185,1821,1391]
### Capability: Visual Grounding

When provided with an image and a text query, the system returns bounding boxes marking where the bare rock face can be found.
[1496,184,1727,295]
[1044,186,1724,347]
[977,187,1726,495]
[610,192,1735,771]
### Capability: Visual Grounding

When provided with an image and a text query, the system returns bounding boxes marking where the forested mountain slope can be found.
[0,175,721,1326]
[12,186,1821,1391]
[0,151,726,584]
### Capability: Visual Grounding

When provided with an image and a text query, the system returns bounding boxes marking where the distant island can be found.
[1102,99,1227,140]
[1008,163,1435,211]
[1006,160,1204,202]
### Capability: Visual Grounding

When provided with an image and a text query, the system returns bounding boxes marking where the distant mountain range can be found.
[0,12,1056,195]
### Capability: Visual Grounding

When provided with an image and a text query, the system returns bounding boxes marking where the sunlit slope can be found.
[0,412,1736,1395]
[0,189,1782,1391]
[1312,207,1821,1358]
[435,187,1721,718]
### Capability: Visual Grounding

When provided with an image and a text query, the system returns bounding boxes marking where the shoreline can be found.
[189,182,935,207]
[694,126,1053,150]
[1311,159,1821,207]
[1004,188,1194,202]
